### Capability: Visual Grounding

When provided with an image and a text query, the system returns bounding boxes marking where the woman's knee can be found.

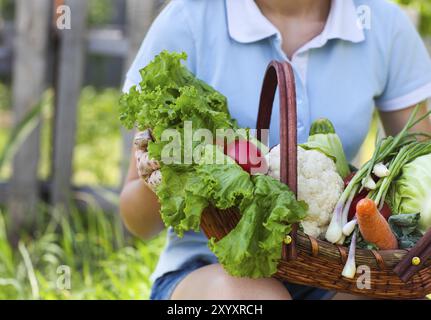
[172,264,291,300]
[211,266,291,300]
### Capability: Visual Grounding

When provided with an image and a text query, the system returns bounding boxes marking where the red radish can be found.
[225,139,268,174]
[344,172,356,188]
[347,191,367,221]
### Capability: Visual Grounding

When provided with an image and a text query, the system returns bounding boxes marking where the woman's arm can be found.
[119,146,163,239]
[379,101,431,137]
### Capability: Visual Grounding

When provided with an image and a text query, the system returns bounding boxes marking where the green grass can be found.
[0,206,165,300]
[0,85,164,299]
[73,87,122,187]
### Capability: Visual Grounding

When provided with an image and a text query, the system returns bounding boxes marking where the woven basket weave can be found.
[200,61,431,299]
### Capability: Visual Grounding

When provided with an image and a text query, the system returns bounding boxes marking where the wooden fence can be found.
[2,0,165,233]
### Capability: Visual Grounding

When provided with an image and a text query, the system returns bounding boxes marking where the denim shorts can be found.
[149,258,335,300]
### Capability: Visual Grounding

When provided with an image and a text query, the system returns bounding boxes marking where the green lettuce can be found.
[157,147,255,236]
[119,51,237,160]
[120,51,308,278]
[156,146,307,278]
[210,175,308,278]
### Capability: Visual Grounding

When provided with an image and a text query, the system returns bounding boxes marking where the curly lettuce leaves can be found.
[210,175,308,278]
[155,165,195,234]
[157,147,254,236]
[119,51,237,160]
[157,147,307,278]
[120,51,309,278]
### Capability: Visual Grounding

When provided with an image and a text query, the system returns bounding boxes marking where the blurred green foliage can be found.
[0,83,10,111]
[73,87,122,187]
[394,0,431,35]
[87,0,115,26]
[0,85,164,299]
[0,85,123,186]
[0,0,13,20]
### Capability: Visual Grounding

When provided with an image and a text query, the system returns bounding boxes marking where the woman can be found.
[120,0,431,300]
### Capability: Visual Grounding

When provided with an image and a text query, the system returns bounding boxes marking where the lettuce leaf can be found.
[120,51,308,278]
[210,175,308,278]
[156,146,307,278]
[119,51,237,160]
[157,146,254,236]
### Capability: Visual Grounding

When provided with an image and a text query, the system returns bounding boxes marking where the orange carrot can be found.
[356,198,398,250]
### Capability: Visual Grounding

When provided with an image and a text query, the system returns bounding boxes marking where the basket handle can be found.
[256,61,298,261]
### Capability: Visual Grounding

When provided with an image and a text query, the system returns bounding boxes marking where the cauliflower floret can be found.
[266,145,344,238]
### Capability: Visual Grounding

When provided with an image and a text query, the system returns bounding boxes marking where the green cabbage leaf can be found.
[392,154,431,234]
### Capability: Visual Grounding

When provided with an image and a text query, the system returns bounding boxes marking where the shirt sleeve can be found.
[122,0,196,93]
[375,7,431,111]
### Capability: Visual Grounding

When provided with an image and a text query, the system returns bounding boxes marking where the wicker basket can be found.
[200,61,431,299]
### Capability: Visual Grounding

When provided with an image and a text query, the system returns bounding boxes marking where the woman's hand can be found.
[119,130,163,239]
[134,130,162,191]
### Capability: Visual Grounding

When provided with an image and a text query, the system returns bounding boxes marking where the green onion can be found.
[326,105,431,244]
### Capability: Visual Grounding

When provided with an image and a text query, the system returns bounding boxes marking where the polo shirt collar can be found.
[226,0,365,45]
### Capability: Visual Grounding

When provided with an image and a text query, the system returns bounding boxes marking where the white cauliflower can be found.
[266,145,344,238]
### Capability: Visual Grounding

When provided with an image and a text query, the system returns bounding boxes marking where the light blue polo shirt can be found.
[123,0,431,282]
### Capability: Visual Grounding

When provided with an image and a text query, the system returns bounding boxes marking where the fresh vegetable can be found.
[356,198,398,250]
[225,139,268,174]
[391,154,431,234]
[119,51,308,278]
[210,173,307,277]
[347,190,392,221]
[300,118,351,179]
[343,172,356,188]
[342,219,357,236]
[157,146,254,235]
[341,230,357,279]
[326,105,431,244]
[119,51,238,161]
[344,229,379,250]
[362,175,377,190]
[266,145,344,238]
[369,141,431,211]
[372,163,390,178]
[388,213,423,249]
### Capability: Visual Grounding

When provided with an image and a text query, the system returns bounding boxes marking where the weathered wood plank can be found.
[51,0,88,208]
[120,0,160,188]
[8,0,51,233]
